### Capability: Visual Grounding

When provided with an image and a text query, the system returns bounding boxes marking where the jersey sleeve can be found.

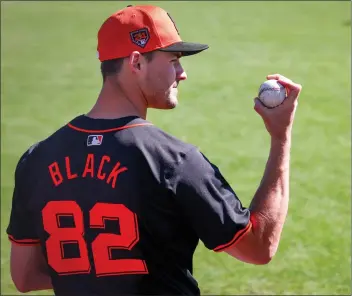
[165,147,252,252]
[6,146,41,245]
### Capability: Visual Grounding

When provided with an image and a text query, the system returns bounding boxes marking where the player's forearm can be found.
[249,135,291,258]
[22,271,53,292]
[12,257,53,293]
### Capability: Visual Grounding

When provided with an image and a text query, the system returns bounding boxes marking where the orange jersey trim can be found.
[213,221,252,252]
[8,235,40,246]
[67,123,153,133]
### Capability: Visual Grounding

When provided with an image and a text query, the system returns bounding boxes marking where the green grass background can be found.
[1,1,350,295]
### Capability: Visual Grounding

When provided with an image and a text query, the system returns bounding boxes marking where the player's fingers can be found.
[267,74,280,80]
[266,74,292,82]
[267,75,293,95]
[267,74,302,102]
[278,79,302,103]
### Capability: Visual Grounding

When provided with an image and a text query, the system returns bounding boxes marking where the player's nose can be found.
[176,64,187,81]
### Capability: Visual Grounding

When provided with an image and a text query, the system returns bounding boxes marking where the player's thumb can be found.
[253,97,268,117]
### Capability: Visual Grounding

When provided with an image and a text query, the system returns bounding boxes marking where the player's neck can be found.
[87,82,147,120]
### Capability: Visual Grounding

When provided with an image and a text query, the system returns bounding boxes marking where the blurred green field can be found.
[1,1,351,295]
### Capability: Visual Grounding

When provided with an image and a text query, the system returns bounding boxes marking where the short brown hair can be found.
[100,51,155,82]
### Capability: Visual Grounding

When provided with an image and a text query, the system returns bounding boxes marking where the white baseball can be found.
[258,80,287,108]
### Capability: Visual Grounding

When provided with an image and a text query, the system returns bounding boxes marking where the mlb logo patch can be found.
[87,135,103,146]
[130,28,150,48]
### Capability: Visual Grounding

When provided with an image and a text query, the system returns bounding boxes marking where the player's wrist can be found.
[270,130,292,144]
[270,134,292,150]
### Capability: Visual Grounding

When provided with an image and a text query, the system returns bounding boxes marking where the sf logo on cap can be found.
[130,28,150,48]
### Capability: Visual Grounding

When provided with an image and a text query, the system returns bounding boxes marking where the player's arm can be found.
[167,147,268,264]
[225,74,302,263]
[168,75,301,265]
[7,145,53,292]
[10,244,52,293]
[225,137,291,264]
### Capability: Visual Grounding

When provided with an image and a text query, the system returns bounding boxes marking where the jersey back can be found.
[7,115,251,296]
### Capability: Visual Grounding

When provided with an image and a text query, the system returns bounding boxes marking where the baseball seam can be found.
[258,87,283,97]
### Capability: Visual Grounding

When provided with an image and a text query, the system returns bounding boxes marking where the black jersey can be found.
[7,115,251,296]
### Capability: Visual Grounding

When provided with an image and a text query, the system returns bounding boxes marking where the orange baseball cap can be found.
[97,5,209,62]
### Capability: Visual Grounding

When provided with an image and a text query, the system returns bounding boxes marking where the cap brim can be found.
[159,42,209,56]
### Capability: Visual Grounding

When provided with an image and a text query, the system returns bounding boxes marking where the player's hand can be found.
[254,74,302,141]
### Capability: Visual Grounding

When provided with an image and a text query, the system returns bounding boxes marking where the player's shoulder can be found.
[17,141,41,166]
[141,124,195,151]
[14,140,43,178]
[118,119,198,162]
[15,122,70,172]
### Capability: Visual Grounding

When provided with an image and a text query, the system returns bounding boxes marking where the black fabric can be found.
[7,143,41,243]
[165,148,250,251]
[7,115,249,295]
[159,41,209,56]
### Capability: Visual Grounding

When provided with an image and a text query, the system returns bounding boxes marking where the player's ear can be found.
[129,51,146,74]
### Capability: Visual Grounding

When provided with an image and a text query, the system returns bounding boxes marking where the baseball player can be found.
[7,4,302,295]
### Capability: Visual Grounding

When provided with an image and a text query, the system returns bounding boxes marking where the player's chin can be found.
[154,96,178,110]
[165,96,178,109]
[154,102,178,110]
[165,89,179,108]
[149,92,179,110]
